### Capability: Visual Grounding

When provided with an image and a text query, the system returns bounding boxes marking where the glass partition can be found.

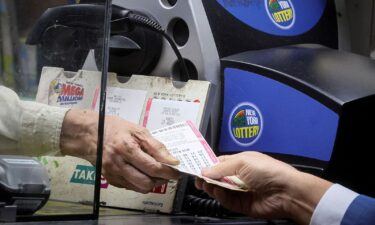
[0,0,109,221]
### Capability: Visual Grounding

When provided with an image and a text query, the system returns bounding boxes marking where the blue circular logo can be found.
[229,103,263,146]
[266,0,296,30]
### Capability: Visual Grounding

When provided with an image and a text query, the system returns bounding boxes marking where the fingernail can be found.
[159,147,180,165]
[168,156,180,165]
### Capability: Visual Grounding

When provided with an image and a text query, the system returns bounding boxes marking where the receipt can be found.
[151,121,248,192]
[92,87,147,123]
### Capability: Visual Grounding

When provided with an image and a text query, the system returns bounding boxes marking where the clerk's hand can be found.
[195,152,332,225]
[60,109,180,193]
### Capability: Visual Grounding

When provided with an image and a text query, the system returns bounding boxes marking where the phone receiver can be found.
[26,3,162,75]
[26,4,131,45]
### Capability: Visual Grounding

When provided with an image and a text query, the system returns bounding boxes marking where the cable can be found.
[183,195,226,217]
[127,13,190,82]
[181,176,243,218]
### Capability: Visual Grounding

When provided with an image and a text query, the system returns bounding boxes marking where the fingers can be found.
[121,142,180,180]
[132,127,180,165]
[115,164,166,193]
[201,181,230,203]
[103,158,168,193]
[102,150,171,193]
[195,178,204,190]
[202,181,216,198]
[202,156,244,179]
[211,186,240,211]
[200,181,246,214]
[104,171,141,191]
[196,177,240,208]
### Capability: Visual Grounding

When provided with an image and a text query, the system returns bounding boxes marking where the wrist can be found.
[284,171,333,225]
[60,109,98,163]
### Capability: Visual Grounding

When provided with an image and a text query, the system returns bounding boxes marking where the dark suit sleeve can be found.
[341,195,375,225]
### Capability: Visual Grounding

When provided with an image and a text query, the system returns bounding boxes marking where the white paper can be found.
[144,98,200,131]
[152,121,247,192]
[94,87,147,123]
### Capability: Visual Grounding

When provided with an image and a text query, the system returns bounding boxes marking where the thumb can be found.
[202,159,240,179]
[155,145,180,165]
[133,127,180,165]
[217,154,235,162]
[143,137,180,165]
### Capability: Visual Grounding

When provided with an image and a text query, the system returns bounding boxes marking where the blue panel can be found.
[219,68,339,161]
[216,0,327,36]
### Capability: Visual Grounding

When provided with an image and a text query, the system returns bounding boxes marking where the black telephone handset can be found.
[26,4,136,72]
[27,4,132,45]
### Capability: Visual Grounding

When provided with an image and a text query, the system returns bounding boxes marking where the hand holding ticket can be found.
[151,120,248,192]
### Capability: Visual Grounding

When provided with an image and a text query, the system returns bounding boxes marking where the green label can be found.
[70,165,96,185]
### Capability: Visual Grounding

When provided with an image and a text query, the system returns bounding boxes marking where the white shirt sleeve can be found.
[309,184,359,225]
[0,86,69,156]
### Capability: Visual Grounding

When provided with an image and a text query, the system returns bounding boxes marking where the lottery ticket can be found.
[151,120,248,192]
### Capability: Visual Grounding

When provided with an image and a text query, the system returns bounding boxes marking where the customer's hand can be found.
[60,109,180,193]
[195,152,332,225]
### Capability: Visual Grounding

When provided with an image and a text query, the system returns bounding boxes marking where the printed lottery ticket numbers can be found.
[151,120,248,192]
